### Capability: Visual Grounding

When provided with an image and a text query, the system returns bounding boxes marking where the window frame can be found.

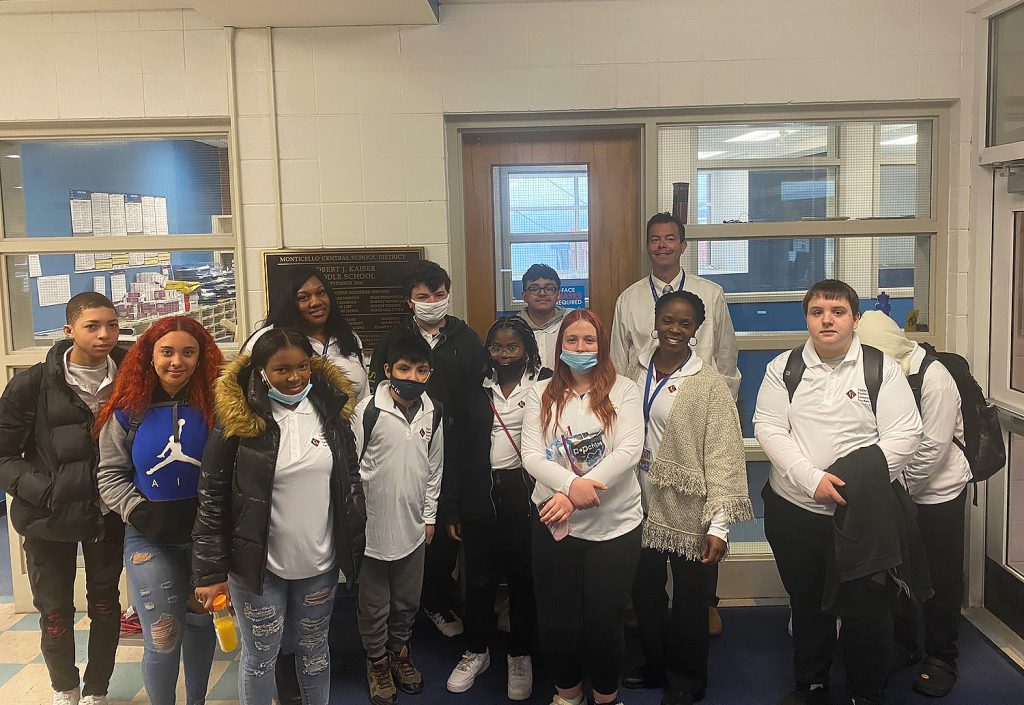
[0,118,246,381]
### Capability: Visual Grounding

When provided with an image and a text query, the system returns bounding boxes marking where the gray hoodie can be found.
[516,307,568,371]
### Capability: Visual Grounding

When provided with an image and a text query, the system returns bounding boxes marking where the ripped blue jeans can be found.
[229,569,336,705]
[123,527,216,705]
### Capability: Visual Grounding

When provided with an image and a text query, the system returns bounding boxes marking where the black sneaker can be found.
[621,662,666,689]
[912,656,957,698]
[778,685,830,705]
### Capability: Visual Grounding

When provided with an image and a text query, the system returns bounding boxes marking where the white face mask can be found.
[413,297,450,325]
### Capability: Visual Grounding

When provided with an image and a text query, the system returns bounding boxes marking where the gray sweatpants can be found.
[358,543,426,658]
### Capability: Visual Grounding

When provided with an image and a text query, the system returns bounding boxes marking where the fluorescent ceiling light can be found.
[698,150,726,159]
[724,129,781,143]
[880,135,918,146]
[5,154,20,159]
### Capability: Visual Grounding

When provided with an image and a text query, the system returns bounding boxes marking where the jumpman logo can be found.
[146,418,202,475]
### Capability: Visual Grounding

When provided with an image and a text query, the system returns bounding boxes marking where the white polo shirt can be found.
[484,369,545,471]
[634,349,730,542]
[266,396,335,580]
[522,375,644,541]
[353,381,444,561]
[245,325,369,401]
[753,334,923,516]
[610,269,740,399]
[904,345,972,504]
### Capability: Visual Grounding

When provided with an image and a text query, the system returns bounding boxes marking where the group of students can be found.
[0,211,972,705]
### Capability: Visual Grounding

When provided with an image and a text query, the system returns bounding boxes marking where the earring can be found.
[689,336,698,347]
[651,329,658,340]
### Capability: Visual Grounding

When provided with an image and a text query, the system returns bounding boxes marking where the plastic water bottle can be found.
[211,593,238,653]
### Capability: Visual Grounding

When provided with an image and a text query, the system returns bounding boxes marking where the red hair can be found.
[94,316,224,435]
[540,309,618,434]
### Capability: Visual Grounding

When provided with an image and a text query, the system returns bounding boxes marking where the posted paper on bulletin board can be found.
[69,191,167,236]
[37,275,71,307]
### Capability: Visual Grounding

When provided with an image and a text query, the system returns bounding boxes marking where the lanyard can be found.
[649,271,685,306]
[643,358,685,428]
[313,336,334,358]
[487,393,523,463]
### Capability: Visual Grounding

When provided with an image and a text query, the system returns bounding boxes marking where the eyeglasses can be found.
[524,285,559,295]
[488,344,522,357]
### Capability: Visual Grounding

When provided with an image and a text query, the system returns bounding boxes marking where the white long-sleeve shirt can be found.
[352,382,444,561]
[521,375,644,541]
[753,334,923,515]
[903,345,972,504]
[610,270,740,399]
[634,349,730,541]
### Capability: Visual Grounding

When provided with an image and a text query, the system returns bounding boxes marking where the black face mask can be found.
[496,358,527,376]
[389,378,427,401]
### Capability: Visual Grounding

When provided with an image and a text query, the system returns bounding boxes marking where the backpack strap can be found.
[783,345,806,402]
[359,398,380,464]
[906,355,935,411]
[861,345,883,416]
[428,400,443,452]
[124,408,147,448]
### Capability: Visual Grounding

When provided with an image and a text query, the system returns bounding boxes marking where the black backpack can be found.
[359,397,443,462]
[783,344,884,414]
[906,342,1006,487]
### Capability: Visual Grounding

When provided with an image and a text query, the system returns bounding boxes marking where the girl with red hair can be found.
[96,316,224,705]
[520,309,644,705]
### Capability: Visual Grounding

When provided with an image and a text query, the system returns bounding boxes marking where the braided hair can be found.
[483,316,542,379]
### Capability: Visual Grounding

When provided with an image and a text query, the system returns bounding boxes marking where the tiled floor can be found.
[0,599,241,704]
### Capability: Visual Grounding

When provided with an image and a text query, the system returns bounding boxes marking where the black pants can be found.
[708,562,720,607]
[23,512,125,696]
[632,547,710,696]
[895,490,966,666]
[420,527,461,615]
[533,519,641,695]
[462,470,536,656]
[763,484,893,702]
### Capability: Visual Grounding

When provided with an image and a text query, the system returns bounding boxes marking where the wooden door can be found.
[461,129,642,338]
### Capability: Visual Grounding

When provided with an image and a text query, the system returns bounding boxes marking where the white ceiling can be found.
[0,0,442,26]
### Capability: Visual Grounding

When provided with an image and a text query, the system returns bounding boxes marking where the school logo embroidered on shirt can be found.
[846,389,857,399]
[518,400,526,408]
[420,428,427,438]
[668,385,677,393]
[311,437,321,447]
[849,388,871,404]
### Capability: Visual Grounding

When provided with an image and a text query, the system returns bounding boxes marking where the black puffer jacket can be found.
[192,354,366,595]
[0,340,126,541]
[368,315,485,523]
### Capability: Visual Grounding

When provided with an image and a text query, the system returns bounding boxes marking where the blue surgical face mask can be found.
[390,377,427,401]
[262,370,312,405]
[560,349,599,373]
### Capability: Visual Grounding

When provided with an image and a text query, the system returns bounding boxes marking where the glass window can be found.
[728,461,772,556]
[1014,212,1024,393]
[660,119,933,222]
[0,137,231,238]
[493,164,589,316]
[688,234,932,333]
[1009,431,1024,576]
[6,250,237,350]
[737,349,786,440]
[987,2,1024,147]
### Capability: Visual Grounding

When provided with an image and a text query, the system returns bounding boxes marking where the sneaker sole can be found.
[396,682,424,695]
[507,686,532,701]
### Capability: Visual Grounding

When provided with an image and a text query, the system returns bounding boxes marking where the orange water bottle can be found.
[211,594,238,653]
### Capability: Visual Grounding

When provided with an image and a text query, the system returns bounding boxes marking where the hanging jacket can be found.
[0,339,126,541]
[98,388,209,545]
[192,355,365,595]
[368,314,485,523]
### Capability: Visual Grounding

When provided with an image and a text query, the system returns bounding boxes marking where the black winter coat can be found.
[0,340,126,541]
[368,315,485,523]
[451,367,552,524]
[192,354,366,595]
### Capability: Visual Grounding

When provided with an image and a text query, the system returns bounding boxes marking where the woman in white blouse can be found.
[245,265,369,401]
[521,308,644,705]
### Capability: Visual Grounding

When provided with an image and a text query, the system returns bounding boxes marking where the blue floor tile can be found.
[207,659,239,700]
[0,664,24,688]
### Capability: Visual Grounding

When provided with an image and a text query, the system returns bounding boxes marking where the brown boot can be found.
[390,644,424,694]
[708,606,723,637]
[366,654,398,705]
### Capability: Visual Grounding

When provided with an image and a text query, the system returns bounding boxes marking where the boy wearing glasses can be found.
[516,263,567,371]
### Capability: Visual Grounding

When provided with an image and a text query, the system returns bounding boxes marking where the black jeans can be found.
[895,490,966,666]
[420,527,461,615]
[532,519,641,696]
[462,469,536,657]
[763,484,894,702]
[632,547,710,697]
[708,562,720,607]
[23,512,125,696]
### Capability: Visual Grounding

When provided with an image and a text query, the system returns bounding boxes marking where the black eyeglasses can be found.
[488,344,522,357]
[524,285,559,295]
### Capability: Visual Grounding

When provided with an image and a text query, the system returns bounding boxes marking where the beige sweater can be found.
[625,359,753,559]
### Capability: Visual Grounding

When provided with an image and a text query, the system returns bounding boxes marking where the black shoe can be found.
[778,685,830,705]
[661,689,700,705]
[621,663,666,689]
[850,697,881,705]
[888,642,923,675]
[912,656,957,698]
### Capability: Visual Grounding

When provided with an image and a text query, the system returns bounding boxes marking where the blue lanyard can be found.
[643,357,685,428]
[314,336,334,358]
[649,271,685,306]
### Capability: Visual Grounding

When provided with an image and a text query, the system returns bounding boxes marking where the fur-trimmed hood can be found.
[214,353,357,438]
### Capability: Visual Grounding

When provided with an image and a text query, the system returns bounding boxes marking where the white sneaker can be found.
[79,697,109,705]
[507,654,533,701]
[447,650,490,693]
[52,689,80,705]
[425,609,464,638]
